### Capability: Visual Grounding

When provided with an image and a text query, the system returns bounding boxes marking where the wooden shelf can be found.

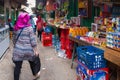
[104,47,120,67]
[107,46,120,52]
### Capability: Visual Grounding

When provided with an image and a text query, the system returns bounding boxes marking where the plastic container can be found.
[76,61,109,80]
[42,32,52,46]
[77,46,106,69]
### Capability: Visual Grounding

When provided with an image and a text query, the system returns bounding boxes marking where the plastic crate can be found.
[66,49,72,59]
[42,39,52,46]
[76,61,109,80]
[66,39,74,50]
[61,43,66,49]
[77,46,106,69]
[60,29,69,38]
[42,32,52,40]
[42,32,52,47]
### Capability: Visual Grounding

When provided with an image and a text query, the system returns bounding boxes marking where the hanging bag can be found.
[30,55,41,76]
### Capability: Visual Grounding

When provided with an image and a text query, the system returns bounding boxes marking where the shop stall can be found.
[42,0,120,79]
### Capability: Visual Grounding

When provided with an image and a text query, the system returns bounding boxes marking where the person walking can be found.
[33,15,38,34]
[30,15,36,34]
[36,15,44,41]
[12,12,41,80]
[8,18,14,39]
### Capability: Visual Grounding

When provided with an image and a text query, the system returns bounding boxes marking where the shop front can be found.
[0,0,9,59]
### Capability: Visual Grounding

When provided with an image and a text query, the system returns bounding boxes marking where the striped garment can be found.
[12,26,37,61]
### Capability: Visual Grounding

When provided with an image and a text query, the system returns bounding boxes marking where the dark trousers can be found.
[14,60,40,80]
[33,25,36,34]
[37,28,43,41]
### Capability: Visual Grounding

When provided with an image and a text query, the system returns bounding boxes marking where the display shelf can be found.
[104,47,120,67]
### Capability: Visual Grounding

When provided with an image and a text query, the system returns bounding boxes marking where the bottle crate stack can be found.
[41,32,52,46]
[76,61,109,80]
[60,29,74,59]
[76,46,109,80]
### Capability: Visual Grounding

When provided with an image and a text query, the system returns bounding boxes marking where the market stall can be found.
[41,0,120,79]
[69,35,120,80]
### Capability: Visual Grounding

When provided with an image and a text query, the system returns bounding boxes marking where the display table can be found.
[69,36,120,80]
[0,25,9,59]
[69,36,92,46]
[104,48,120,67]
[104,47,120,80]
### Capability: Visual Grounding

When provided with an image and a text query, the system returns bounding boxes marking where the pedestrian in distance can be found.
[8,18,14,39]
[33,15,38,34]
[30,15,36,34]
[12,12,41,80]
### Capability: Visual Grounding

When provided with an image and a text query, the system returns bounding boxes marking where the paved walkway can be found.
[0,39,77,80]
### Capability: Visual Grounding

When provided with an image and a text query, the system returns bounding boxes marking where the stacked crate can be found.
[76,46,109,80]
[76,61,109,80]
[41,32,52,46]
[60,29,73,59]
[65,39,74,59]
[60,29,69,49]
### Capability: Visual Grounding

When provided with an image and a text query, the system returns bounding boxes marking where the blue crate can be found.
[76,46,106,69]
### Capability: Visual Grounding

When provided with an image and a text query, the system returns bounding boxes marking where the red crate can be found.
[60,38,66,43]
[60,29,69,38]
[42,39,52,46]
[61,44,66,49]
[42,32,52,40]
[66,39,74,50]
[42,32,52,47]
[66,49,72,59]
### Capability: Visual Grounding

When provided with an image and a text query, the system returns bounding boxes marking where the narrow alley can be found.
[0,39,77,80]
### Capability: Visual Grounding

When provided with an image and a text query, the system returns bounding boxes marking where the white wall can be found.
[26,0,36,14]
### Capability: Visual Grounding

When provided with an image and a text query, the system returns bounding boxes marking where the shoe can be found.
[33,71,40,80]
